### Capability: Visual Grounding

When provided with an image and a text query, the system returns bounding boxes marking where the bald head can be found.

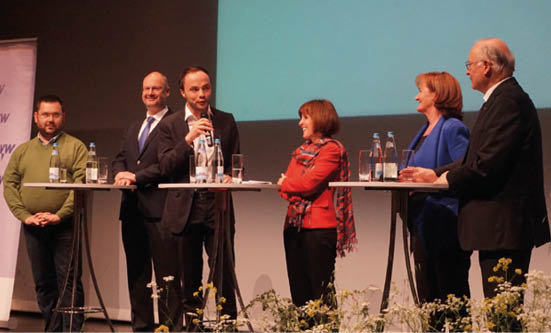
[472,38,515,78]
[143,71,169,89]
[142,71,170,114]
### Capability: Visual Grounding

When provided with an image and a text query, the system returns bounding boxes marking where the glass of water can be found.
[401,149,415,181]
[189,155,196,183]
[358,150,370,181]
[98,157,109,184]
[59,166,68,183]
[232,154,243,184]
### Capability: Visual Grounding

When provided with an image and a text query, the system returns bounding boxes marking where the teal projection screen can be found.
[216,1,551,121]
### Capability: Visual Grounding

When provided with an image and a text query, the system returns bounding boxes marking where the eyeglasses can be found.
[38,112,63,119]
[465,60,486,70]
[143,86,164,92]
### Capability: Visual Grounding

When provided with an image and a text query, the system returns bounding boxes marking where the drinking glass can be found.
[189,155,196,183]
[232,154,244,184]
[358,150,370,181]
[59,166,68,183]
[98,157,109,184]
[401,149,415,181]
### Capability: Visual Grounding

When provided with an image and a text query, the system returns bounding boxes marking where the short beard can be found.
[38,129,61,141]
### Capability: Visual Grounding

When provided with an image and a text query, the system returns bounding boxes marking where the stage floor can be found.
[1,311,132,332]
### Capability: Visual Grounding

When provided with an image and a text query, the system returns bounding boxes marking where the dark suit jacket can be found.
[112,108,173,221]
[436,78,550,250]
[157,107,240,234]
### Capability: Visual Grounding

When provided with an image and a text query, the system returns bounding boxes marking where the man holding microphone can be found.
[157,66,240,330]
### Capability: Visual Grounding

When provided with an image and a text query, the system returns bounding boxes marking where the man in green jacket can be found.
[3,95,88,332]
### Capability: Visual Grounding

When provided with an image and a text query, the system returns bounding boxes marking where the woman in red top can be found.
[277,99,356,308]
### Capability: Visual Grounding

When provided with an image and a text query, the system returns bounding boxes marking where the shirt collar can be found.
[37,132,62,146]
[483,76,512,102]
[184,104,212,122]
[146,106,169,122]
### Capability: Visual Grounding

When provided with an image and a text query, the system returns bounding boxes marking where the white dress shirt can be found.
[137,106,169,140]
[184,104,215,163]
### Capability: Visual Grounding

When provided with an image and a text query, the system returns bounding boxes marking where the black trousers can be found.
[411,232,471,303]
[23,222,84,332]
[284,227,337,307]
[479,249,531,298]
[176,193,237,328]
[122,216,182,332]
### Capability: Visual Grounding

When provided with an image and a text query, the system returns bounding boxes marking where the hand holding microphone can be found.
[185,117,214,146]
[201,112,214,147]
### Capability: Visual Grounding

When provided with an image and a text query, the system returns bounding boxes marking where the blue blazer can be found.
[407,116,469,254]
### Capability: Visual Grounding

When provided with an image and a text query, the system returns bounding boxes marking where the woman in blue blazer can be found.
[404,72,471,305]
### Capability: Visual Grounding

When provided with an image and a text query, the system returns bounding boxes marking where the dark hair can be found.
[178,66,211,90]
[298,99,340,138]
[35,95,64,112]
[415,72,463,120]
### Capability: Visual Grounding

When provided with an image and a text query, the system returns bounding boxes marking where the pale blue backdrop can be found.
[217,0,551,121]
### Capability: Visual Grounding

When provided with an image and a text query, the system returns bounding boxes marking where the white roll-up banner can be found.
[0,38,37,327]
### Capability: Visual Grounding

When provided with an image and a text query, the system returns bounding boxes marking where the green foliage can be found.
[149,259,551,332]
[147,276,176,332]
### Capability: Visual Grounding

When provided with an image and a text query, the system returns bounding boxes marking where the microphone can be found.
[200,112,214,147]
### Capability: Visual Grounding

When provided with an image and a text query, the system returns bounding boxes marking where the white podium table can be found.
[24,183,136,332]
[158,182,278,331]
[158,183,278,190]
[329,181,448,323]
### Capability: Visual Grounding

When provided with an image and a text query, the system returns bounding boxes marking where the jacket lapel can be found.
[210,108,219,141]
[137,108,173,158]
[129,122,141,158]
[415,117,444,169]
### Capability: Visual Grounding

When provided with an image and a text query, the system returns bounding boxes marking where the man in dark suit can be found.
[157,66,240,329]
[112,71,181,331]
[403,38,550,298]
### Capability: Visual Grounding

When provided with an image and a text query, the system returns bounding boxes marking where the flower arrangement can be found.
[149,260,551,332]
[188,282,243,332]
[242,284,388,332]
[147,275,176,332]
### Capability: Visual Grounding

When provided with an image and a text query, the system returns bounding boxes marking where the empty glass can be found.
[358,150,370,181]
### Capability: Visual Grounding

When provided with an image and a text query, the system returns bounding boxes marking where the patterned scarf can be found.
[287,138,357,257]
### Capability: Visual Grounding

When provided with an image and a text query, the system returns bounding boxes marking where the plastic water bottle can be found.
[195,138,208,183]
[49,142,60,183]
[86,142,98,184]
[212,139,224,183]
[370,133,383,181]
[383,131,399,181]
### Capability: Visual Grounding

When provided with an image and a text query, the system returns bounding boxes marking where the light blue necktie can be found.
[138,116,154,152]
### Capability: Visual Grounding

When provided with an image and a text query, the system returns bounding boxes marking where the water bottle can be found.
[195,138,208,183]
[383,131,399,181]
[86,142,98,184]
[49,142,60,183]
[212,139,224,183]
[370,133,383,181]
